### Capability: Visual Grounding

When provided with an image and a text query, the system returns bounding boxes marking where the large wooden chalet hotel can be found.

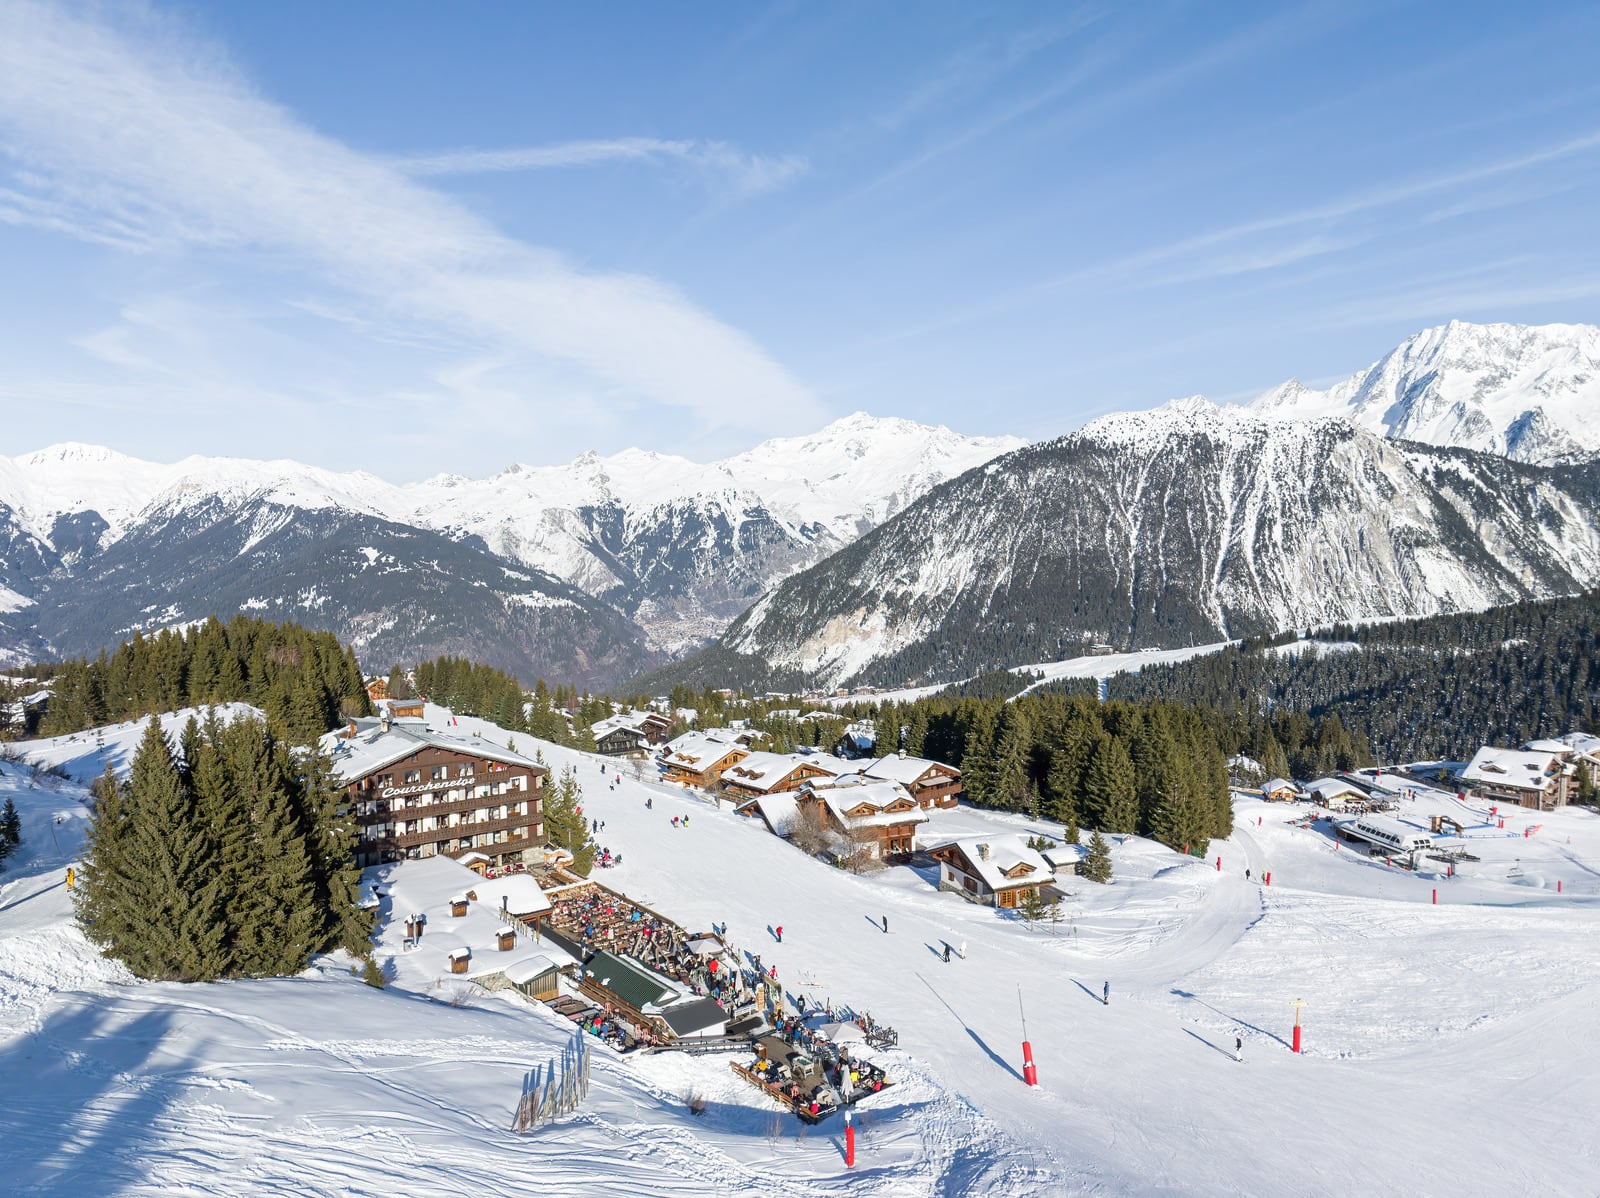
[325,701,550,869]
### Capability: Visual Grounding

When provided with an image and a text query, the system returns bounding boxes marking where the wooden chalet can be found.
[794,778,929,859]
[1461,747,1569,810]
[1261,777,1301,801]
[927,835,1055,909]
[720,751,840,801]
[861,753,963,809]
[325,719,549,869]
[659,732,750,788]
[1305,777,1367,808]
[595,725,649,759]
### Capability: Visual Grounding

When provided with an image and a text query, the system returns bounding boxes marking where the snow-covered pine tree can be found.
[1084,735,1138,834]
[221,718,321,977]
[78,717,231,981]
[0,795,20,865]
[1082,829,1113,884]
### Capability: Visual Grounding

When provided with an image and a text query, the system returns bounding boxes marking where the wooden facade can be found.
[928,841,1052,909]
[720,757,838,801]
[596,727,649,758]
[346,740,549,869]
[795,789,926,859]
[863,756,964,809]
[661,744,749,788]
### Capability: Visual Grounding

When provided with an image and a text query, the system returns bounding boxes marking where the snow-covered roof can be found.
[929,834,1055,892]
[1040,843,1088,870]
[1555,731,1600,757]
[1523,738,1570,754]
[804,780,929,830]
[660,732,747,772]
[1461,747,1561,792]
[500,954,560,985]
[863,754,958,786]
[321,721,545,783]
[734,790,801,834]
[1306,777,1365,799]
[721,751,838,793]
[483,874,552,917]
[1262,777,1298,794]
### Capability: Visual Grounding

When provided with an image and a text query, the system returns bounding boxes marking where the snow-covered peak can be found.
[1248,321,1600,464]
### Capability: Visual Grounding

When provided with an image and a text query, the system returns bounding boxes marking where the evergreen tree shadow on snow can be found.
[1,1001,192,1192]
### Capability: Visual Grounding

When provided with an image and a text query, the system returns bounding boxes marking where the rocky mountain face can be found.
[1249,320,1600,465]
[403,413,1023,652]
[0,416,1017,683]
[657,401,1600,692]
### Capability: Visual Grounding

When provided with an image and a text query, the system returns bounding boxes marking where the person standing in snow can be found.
[882,915,889,934]
[1235,1035,1243,1063]
[943,943,951,963]
[682,815,689,827]
[1103,980,1110,1006]
[776,925,783,943]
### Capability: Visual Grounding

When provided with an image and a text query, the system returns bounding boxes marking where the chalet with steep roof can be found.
[927,835,1055,909]
[793,777,929,859]
[861,753,963,809]
[659,731,750,788]
[1461,746,1568,810]
[720,751,841,800]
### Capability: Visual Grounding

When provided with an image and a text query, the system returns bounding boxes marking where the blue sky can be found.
[1,1,1598,479]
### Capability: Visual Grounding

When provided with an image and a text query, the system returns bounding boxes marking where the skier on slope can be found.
[1103,980,1110,1006]
[1235,1035,1243,1063]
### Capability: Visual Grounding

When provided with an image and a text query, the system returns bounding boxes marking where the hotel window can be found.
[404,769,421,784]
[431,765,447,781]
[458,763,475,778]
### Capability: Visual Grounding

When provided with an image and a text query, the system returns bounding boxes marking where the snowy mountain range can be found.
[654,401,1600,691]
[1248,320,1600,465]
[0,416,1019,681]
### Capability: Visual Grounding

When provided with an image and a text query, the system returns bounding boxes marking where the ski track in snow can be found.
[5,709,1600,1194]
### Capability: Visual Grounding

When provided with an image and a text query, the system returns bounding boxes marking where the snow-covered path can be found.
[5,713,1600,1194]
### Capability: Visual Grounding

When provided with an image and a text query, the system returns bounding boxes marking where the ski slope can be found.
[3,708,1599,1195]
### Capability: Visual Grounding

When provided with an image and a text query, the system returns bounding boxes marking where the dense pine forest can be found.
[669,684,1363,857]
[76,712,369,982]
[29,616,371,744]
[1100,591,1600,765]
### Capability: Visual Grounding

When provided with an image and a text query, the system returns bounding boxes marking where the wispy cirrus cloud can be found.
[395,136,808,197]
[0,1,818,441]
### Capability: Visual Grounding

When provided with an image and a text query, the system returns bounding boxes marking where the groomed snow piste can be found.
[3,707,1599,1195]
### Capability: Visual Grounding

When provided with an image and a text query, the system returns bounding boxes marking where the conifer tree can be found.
[542,766,595,876]
[0,796,20,865]
[222,720,320,976]
[76,765,135,949]
[80,718,230,981]
[1084,734,1138,833]
[989,703,1034,812]
[298,744,371,956]
[1082,829,1113,884]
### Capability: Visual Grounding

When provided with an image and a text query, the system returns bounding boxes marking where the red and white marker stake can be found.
[1019,985,1040,1088]
[845,1111,855,1167]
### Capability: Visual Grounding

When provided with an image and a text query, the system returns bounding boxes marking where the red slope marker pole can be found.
[1019,985,1040,1088]
[845,1111,855,1167]
[1291,998,1306,1054]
